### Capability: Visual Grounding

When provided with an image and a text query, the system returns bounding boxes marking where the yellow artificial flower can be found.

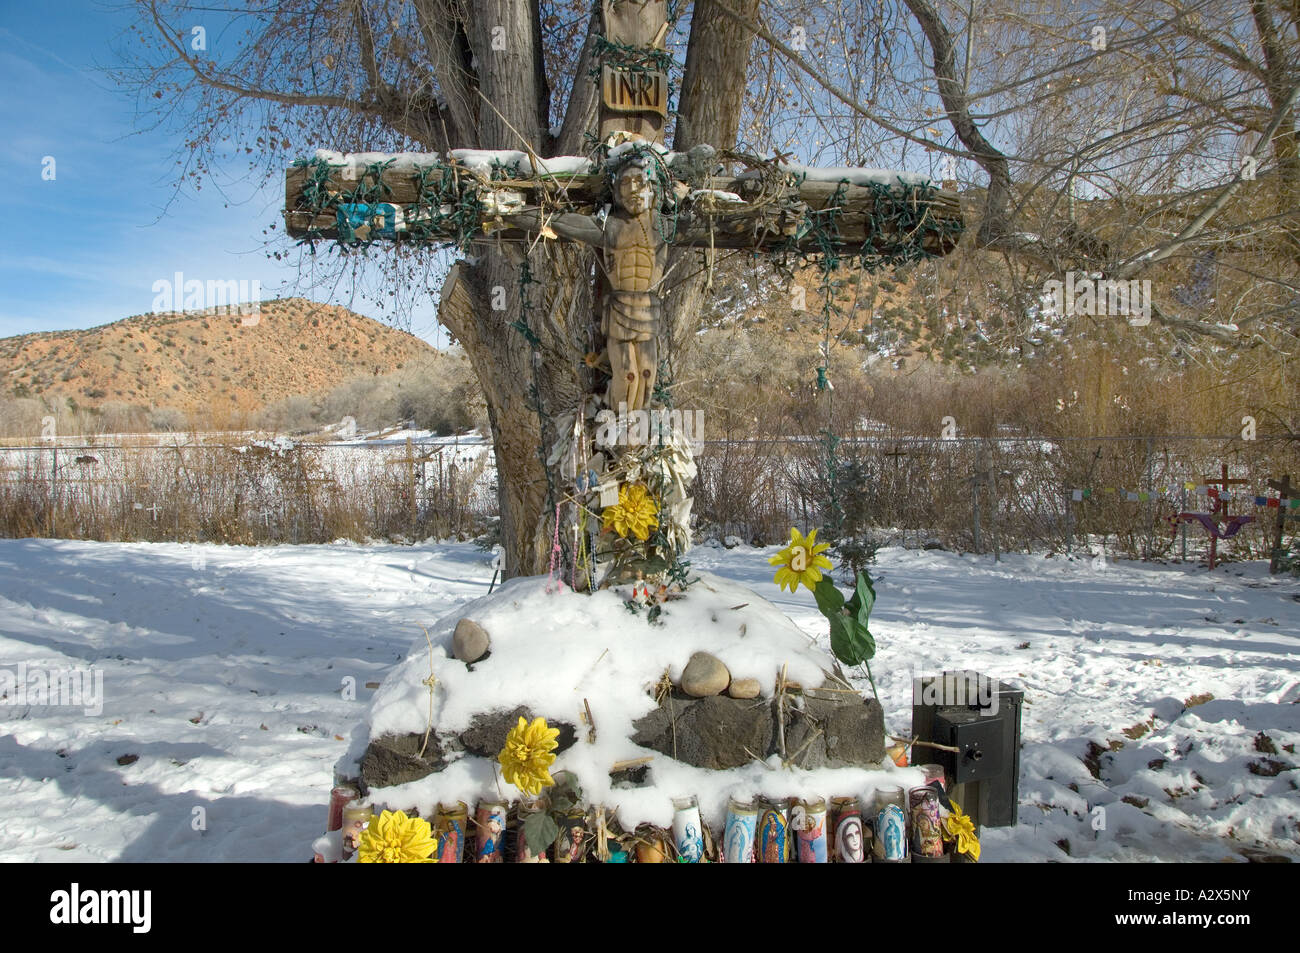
[601,483,659,541]
[941,800,981,862]
[768,527,834,593]
[357,809,439,863]
[498,715,560,796]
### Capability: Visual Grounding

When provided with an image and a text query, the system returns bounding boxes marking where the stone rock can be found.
[632,689,885,771]
[632,694,773,770]
[783,692,886,769]
[452,618,490,663]
[457,706,577,759]
[361,732,445,791]
[680,651,730,697]
[728,677,761,699]
[360,707,578,791]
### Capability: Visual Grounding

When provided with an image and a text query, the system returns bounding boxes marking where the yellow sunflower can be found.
[357,809,439,863]
[498,715,560,796]
[601,483,659,541]
[768,527,833,593]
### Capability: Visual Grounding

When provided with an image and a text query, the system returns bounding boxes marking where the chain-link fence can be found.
[693,434,1300,565]
[3,432,1296,567]
[0,435,495,544]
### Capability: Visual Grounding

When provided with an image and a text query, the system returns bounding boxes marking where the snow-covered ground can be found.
[1,537,1297,862]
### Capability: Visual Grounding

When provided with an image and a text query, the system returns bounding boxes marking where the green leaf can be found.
[818,573,877,666]
[830,616,875,666]
[844,571,876,630]
[522,811,559,850]
[812,575,845,620]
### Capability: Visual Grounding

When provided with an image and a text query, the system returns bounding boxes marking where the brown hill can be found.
[0,298,436,426]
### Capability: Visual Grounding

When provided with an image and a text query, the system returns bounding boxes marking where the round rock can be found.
[727,677,761,699]
[680,651,730,697]
[452,618,490,663]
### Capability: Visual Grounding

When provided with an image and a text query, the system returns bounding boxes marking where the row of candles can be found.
[320,764,965,862]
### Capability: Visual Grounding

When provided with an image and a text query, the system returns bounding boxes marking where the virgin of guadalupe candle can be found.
[757,801,789,863]
[722,798,758,863]
[876,804,908,860]
[672,795,704,863]
[434,801,468,863]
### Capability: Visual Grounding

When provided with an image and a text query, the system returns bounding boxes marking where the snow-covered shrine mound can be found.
[340,572,920,832]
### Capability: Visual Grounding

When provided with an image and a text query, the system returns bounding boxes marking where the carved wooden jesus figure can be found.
[509,156,665,411]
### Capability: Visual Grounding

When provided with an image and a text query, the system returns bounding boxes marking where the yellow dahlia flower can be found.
[357,809,438,863]
[498,715,560,796]
[942,800,981,862]
[768,527,833,593]
[601,483,659,541]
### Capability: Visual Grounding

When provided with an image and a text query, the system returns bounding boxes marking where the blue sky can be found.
[0,1,446,345]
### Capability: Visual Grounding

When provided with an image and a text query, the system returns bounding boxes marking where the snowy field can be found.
[1,537,1297,863]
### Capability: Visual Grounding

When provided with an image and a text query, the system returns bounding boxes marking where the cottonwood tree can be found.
[724,0,1299,358]
[119,0,762,575]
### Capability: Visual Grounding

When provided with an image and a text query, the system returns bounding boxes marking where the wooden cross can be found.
[884,446,907,469]
[280,0,962,585]
[283,1,960,275]
[1202,463,1249,492]
[1267,474,1295,574]
[385,437,438,532]
[1196,463,1250,569]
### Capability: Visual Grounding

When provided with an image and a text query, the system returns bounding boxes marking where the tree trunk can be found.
[439,243,591,578]
[438,0,762,579]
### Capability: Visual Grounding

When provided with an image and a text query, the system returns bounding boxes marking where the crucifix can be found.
[1267,474,1295,574]
[1182,463,1252,570]
[281,0,962,587]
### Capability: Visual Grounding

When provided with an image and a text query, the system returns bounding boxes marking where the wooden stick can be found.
[610,756,654,772]
[784,727,823,769]
[890,734,961,754]
[775,662,789,760]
